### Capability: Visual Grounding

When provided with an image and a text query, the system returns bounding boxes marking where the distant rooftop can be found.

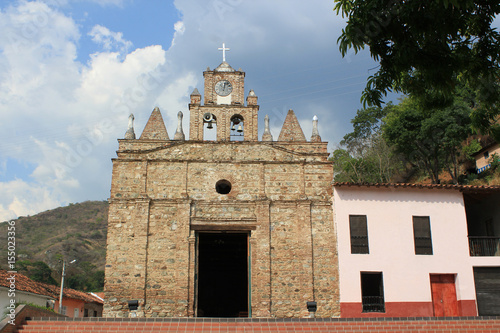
[333,182,500,193]
[0,269,103,304]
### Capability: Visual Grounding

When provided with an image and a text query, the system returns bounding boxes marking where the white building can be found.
[333,183,500,318]
[0,270,55,316]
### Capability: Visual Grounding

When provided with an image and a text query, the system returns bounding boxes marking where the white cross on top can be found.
[218,43,230,62]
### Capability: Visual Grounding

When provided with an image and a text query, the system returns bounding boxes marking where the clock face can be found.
[215,80,233,96]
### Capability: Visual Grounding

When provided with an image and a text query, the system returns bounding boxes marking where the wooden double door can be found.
[430,274,459,317]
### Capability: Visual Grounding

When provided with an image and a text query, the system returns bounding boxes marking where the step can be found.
[16,316,500,333]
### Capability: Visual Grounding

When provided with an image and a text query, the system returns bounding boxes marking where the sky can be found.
[0,0,393,221]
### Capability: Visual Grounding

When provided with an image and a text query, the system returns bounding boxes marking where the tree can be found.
[17,260,58,285]
[332,148,366,182]
[334,0,500,139]
[332,105,404,183]
[341,105,388,152]
[462,139,482,162]
[66,262,104,292]
[383,96,472,184]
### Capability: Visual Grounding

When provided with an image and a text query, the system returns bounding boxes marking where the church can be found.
[103,47,339,318]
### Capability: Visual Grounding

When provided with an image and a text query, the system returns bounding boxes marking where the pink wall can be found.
[55,298,85,318]
[333,186,477,317]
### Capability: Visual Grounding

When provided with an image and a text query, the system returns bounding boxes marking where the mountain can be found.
[0,201,108,290]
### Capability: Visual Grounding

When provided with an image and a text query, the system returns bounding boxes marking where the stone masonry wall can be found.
[104,199,150,316]
[311,203,339,317]
[144,201,191,317]
[104,140,339,318]
[270,202,314,318]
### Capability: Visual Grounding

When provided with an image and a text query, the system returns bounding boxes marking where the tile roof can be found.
[0,269,54,299]
[92,292,105,301]
[333,182,500,193]
[0,269,102,304]
[43,283,103,304]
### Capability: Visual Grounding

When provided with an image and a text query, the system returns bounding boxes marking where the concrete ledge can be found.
[27,315,500,322]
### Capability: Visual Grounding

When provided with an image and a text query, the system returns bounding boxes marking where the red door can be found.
[430,274,459,316]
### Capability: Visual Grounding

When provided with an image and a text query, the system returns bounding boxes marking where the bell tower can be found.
[189,43,259,141]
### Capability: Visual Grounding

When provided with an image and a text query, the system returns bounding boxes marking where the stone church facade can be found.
[104,57,339,318]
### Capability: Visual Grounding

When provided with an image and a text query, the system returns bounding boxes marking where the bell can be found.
[207,122,213,129]
[237,124,243,133]
[231,124,235,131]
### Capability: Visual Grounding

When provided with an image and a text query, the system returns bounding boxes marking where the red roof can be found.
[0,269,54,299]
[93,291,105,300]
[333,182,500,193]
[0,269,102,304]
[44,284,103,304]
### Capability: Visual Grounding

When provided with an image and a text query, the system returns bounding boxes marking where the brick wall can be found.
[0,305,64,333]
[18,317,500,333]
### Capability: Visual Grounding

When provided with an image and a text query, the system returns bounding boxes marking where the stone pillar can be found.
[252,201,272,317]
[187,229,196,317]
[259,163,266,198]
[262,115,273,142]
[311,202,340,317]
[299,162,306,199]
[189,105,201,140]
[104,198,151,318]
[298,201,314,306]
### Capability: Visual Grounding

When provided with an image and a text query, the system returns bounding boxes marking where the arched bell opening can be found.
[230,114,244,141]
[203,113,217,141]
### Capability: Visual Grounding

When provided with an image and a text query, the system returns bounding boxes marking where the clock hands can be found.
[215,80,232,96]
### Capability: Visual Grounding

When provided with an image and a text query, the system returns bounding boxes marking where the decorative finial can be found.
[218,42,230,62]
[310,115,322,142]
[174,111,185,141]
[262,114,273,142]
[124,113,136,139]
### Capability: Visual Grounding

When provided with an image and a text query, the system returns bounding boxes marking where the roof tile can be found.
[0,269,103,304]
[333,182,500,192]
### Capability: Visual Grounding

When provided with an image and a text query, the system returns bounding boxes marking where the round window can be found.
[215,179,232,194]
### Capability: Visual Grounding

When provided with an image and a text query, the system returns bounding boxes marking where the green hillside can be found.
[0,200,108,291]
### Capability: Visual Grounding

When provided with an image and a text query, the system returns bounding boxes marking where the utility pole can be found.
[58,259,76,314]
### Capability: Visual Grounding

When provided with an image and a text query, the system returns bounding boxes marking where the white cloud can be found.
[89,24,132,55]
[153,71,198,134]
[77,45,166,113]
[0,2,171,220]
[0,0,378,220]
[170,21,185,48]
[174,21,185,35]
[0,179,62,221]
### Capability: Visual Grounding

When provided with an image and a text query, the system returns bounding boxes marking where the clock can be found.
[215,80,233,96]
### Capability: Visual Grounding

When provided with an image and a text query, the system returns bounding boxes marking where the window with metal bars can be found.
[361,272,385,312]
[349,215,369,254]
[413,216,433,255]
